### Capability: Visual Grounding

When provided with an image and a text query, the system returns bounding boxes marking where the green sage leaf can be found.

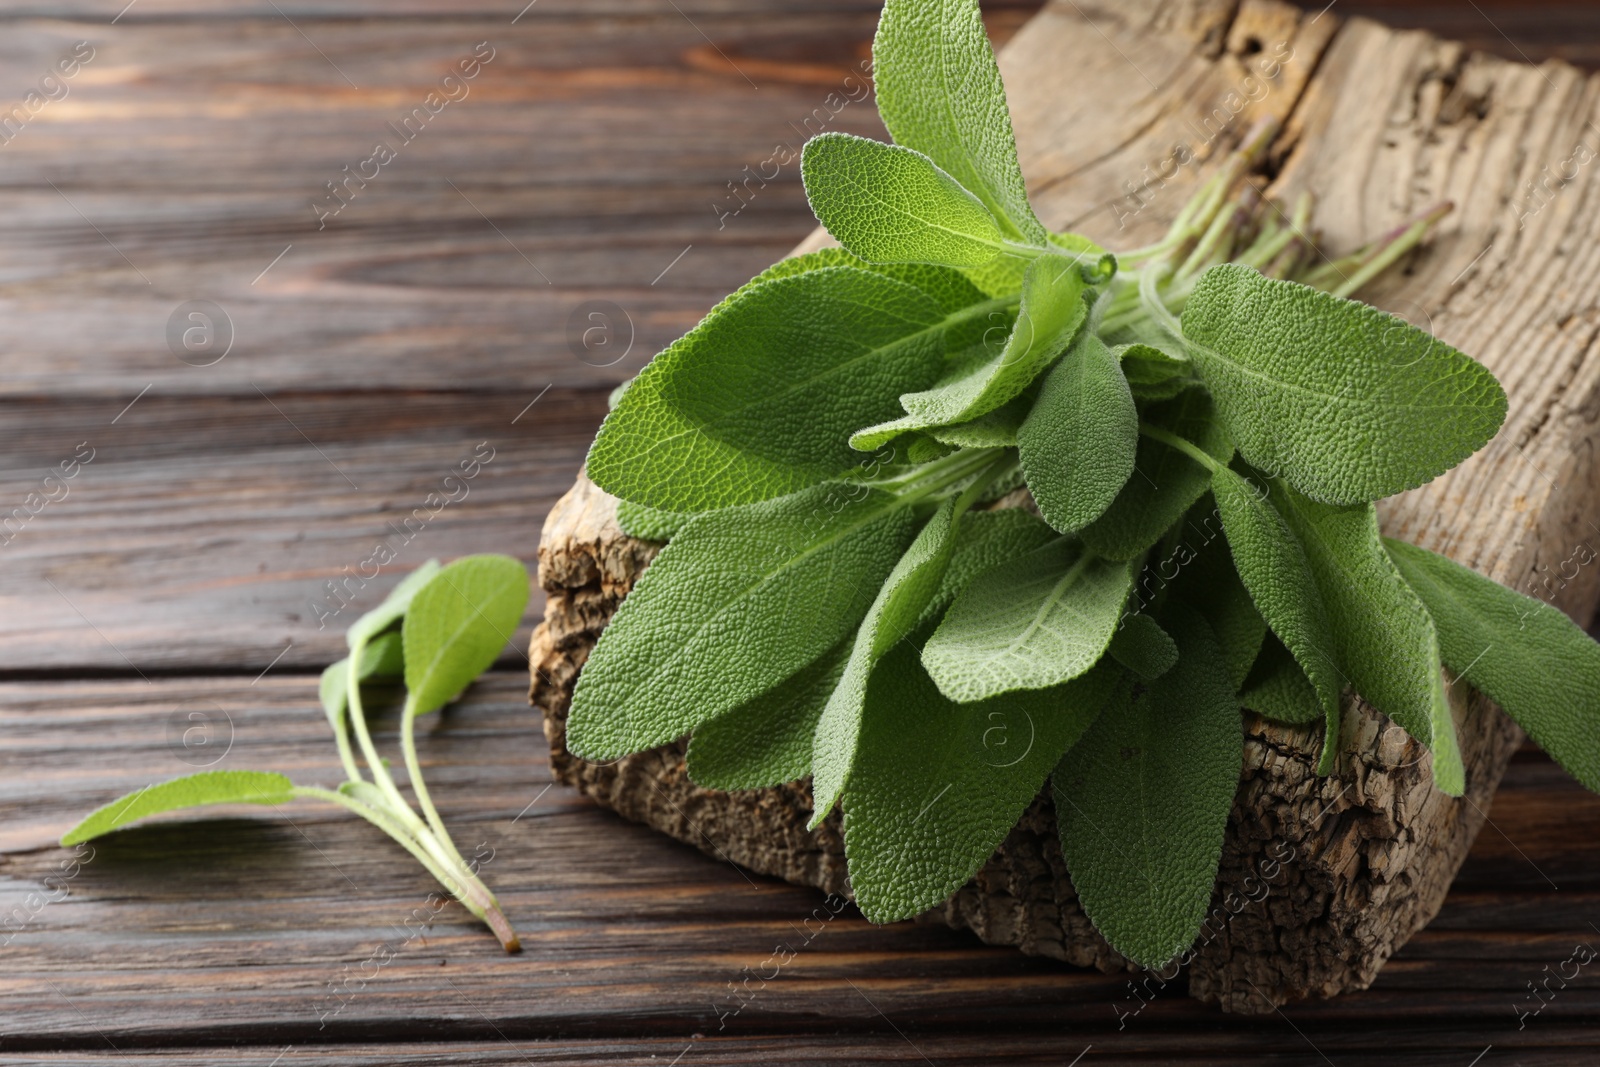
[811,499,963,828]
[1181,264,1507,505]
[1387,539,1600,792]
[61,771,298,846]
[852,254,1087,449]
[1053,604,1242,968]
[801,132,1003,267]
[922,537,1131,703]
[590,266,998,512]
[346,559,442,650]
[686,641,850,792]
[1080,391,1231,561]
[568,484,921,759]
[403,554,531,716]
[873,0,1047,244]
[844,642,1116,922]
[1212,466,1343,773]
[1240,634,1323,725]
[1107,613,1178,681]
[1018,332,1137,533]
[1169,524,1266,690]
[1274,486,1463,795]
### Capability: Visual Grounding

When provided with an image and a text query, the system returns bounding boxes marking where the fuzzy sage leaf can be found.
[1182,264,1507,505]
[62,771,298,846]
[802,132,1004,267]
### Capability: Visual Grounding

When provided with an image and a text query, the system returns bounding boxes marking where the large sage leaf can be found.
[872,0,1047,244]
[844,642,1115,921]
[590,266,996,512]
[567,484,920,758]
[811,499,962,827]
[1388,539,1600,792]
[1053,605,1242,968]
[1274,486,1463,795]
[1182,264,1507,505]
[1212,466,1343,773]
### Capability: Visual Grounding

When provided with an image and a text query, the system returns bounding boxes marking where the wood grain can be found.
[3,673,1598,1059]
[3,0,1599,1060]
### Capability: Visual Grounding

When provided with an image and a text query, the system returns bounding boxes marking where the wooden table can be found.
[3,1,1598,1063]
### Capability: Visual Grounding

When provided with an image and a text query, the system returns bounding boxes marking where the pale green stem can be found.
[400,695,473,873]
[1139,423,1223,473]
[345,639,422,828]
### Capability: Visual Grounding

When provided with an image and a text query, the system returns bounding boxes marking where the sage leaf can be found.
[686,641,850,792]
[918,506,1059,629]
[616,500,689,542]
[347,560,442,649]
[922,537,1131,703]
[852,254,1088,450]
[812,499,962,828]
[844,641,1116,922]
[1080,391,1231,561]
[568,484,921,759]
[1018,332,1137,533]
[1387,539,1600,792]
[928,393,1031,448]
[873,0,1047,244]
[403,555,531,717]
[1170,527,1266,690]
[802,132,1004,267]
[1240,634,1324,725]
[1181,264,1507,505]
[1274,486,1463,795]
[1211,466,1343,773]
[591,266,994,511]
[1054,604,1242,968]
[61,771,298,846]
[320,630,406,734]
[1119,342,1195,401]
[1107,613,1178,681]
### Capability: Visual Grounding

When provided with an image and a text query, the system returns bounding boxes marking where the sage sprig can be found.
[63,555,530,952]
[571,0,1593,972]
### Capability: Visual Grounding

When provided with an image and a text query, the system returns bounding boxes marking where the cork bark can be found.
[531,0,1600,1013]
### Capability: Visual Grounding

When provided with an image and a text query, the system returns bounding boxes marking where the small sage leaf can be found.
[61,771,298,846]
[347,560,443,650]
[802,132,1003,267]
[922,537,1131,703]
[1018,332,1137,533]
[403,555,531,717]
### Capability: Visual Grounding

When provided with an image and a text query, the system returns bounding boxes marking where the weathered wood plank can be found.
[0,389,603,673]
[2,673,1597,1055]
